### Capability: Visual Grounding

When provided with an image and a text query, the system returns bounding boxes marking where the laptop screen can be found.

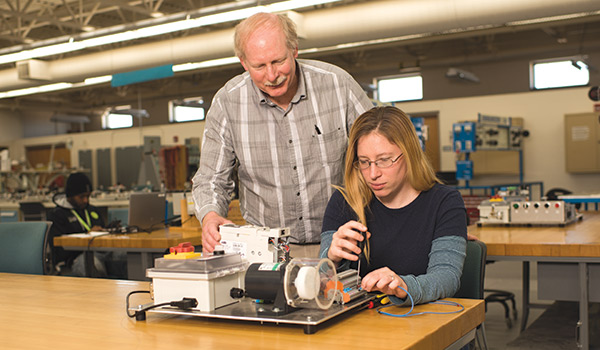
[128,192,166,231]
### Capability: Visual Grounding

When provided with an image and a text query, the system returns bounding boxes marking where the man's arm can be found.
[191,94,237,252]
[345,72,374,131]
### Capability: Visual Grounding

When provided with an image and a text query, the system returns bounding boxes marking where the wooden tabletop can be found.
[54,227,202,250]
[468,211,600,257]
[0,273,483,350]
[53,199,249,250]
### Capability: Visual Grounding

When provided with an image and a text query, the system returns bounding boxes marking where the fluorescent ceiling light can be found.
[506,11,600,26]
[84,75,112,85]
[0,0,341,66]
[173,57,240,72]
[0,82,73,98]
[267,0,339,12]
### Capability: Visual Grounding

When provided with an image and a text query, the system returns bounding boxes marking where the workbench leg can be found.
[126,252,153,281]
[520,261,530,332]
[578,262,589,350]
[84,250,94,277]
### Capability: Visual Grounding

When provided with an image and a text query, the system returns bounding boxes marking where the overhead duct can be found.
[16,59,51,81]
[0,0,598,91]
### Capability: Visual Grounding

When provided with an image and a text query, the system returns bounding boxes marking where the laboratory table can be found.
[0,273,485,350]
[468,211,600,350]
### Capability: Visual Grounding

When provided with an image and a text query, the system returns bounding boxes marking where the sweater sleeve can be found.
[319,230,351,270]
[319,230,334,259]
[389,235,466,306]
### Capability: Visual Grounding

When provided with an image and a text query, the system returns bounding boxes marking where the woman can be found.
[319,106,467,305]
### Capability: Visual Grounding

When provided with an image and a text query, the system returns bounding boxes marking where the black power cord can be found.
[126,290,198,321]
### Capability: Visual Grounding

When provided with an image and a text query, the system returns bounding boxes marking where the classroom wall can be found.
[4,87,600,195]
[0,109,23,147]
[6,121,205,188]
[396,86,600,194]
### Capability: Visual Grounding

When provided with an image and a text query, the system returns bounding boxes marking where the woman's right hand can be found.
[327,220,369,263]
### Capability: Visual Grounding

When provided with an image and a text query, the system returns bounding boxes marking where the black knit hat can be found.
[66,172,92,197]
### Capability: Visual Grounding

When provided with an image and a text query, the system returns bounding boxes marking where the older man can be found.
[192,12,372,255]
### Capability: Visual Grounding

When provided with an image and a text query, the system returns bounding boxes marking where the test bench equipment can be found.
[477,199,579,226]
[129,225,373,334]
[219,223,291,263]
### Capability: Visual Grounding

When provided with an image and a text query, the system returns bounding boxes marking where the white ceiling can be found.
[0,0,599,114]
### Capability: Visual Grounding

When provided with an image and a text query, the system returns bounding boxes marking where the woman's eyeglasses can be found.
[353,154,403,170]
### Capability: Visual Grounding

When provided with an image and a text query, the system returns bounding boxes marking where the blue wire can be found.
[376,285,465,317]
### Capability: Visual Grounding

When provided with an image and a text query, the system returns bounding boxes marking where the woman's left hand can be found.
[361,267,407,299]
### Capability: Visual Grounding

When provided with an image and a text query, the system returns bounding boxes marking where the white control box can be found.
[219,224,291,263]
[477,201,510,224]
[147,253,247,312]
[510,201,577,224]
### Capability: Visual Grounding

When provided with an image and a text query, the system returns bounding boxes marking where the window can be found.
[102,111,133,129]
[375,74,423,103]
[169,97,205,123]
[530,57,589,90]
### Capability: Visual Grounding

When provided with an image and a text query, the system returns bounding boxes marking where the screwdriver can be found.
[356,230,366,289]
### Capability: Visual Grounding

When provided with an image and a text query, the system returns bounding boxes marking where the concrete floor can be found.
[483,260,557,349]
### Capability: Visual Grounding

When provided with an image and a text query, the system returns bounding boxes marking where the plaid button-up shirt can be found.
[192,59,372,243]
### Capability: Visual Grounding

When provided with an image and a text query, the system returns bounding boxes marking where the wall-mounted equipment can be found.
[476,114,529,151]
[452,114,530,184]
[410,117,427,150]
[565,112,600,173]
[446,67,479,83]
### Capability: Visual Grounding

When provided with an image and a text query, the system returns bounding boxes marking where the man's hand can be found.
[201,211,233,253]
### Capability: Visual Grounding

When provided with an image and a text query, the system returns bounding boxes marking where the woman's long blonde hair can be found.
[335,106,440,257]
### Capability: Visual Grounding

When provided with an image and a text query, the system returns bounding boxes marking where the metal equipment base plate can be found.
[131,294,375,334]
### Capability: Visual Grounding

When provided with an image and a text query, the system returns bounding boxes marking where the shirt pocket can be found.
[309,127,347,165]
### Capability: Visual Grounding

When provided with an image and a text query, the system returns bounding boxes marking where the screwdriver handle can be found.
[357,230,366,256]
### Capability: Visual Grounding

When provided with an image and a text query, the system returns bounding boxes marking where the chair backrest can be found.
[454,240,487,299]
[19,202,47,221]
[0,221,52,275]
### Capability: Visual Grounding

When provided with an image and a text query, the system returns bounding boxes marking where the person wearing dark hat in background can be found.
[47,172,125,278]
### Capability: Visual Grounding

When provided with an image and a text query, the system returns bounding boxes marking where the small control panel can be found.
[478,200,578,226]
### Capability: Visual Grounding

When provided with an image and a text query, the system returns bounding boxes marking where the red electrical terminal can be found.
[164,242,202,259]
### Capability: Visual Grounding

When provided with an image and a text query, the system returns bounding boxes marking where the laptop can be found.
[128,192,167,232]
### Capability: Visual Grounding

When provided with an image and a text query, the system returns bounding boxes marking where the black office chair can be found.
[455,240,489,350]
[19,202,47,221]
[546,187,582,210]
